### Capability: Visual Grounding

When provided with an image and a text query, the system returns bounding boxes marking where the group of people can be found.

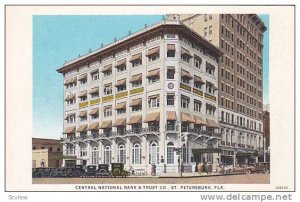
[194,162,213,175]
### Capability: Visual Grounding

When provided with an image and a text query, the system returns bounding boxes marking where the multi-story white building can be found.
[57,19,222,174]
[168,14,266,166]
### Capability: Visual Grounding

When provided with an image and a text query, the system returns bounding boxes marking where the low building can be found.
[32,138,63,168]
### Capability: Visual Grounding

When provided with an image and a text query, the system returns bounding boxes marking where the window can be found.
[181,54,190,63]
[148,54,160,62]
[116,65,126,73]
[117,85,126,92]
[206,62,215,76]
[181,77,190,85]
[117,108,126,115]
[204,27,208,36]
[167,67,175,79]
[103,70,112,77]
[117,126,126,135]
[167,44,176,57]
[181,96,190,109]
[132,60,142,67]
[194,56,202,69]
[91,147,99,165]
[132,143,142,164]
[91,71,99,81]
[104,145,111,165]
[80,145,87,157]
[148,76,159,84]
[208,25,212,35]
[167,142,175,164]
[117,144,126,164]
[132,105,142,112]
[104,84,112,95]
[132,80,142,88]
[148,96,160,108]
[167,94,175,106]
[149,142,159,165]
[104,106,112,117]
[194,100,202,113]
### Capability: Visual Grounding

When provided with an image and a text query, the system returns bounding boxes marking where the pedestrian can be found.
[198,163,203,175]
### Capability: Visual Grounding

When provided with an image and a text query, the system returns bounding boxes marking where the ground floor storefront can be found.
[62,131,221,174]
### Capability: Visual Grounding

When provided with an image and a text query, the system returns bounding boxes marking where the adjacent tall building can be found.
[169,14,267,165]
[57,19,222,174]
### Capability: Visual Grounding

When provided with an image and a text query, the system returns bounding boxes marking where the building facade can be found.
[57,19,222,174]
[32,138,63,168]
[169,14,267,166]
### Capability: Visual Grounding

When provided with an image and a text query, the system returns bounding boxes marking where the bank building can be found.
[57,18,223,174]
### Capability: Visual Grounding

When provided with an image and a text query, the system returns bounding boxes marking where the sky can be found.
[33,15,269,139]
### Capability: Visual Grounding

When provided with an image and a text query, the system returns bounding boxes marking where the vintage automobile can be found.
[32,167,54,178]
[111,163,129,177]
[85,165,97,177]
[73,165,86,177]
[245,162,270,174]
[96,164,111,178]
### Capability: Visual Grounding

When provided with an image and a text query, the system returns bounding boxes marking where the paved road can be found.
[33,173,269,184]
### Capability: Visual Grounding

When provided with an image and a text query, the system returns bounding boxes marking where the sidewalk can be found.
[128,172,245,178]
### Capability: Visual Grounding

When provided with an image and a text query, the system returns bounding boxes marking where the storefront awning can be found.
[113,118,127,127]
[146,69,160,78]
[181,48,193,57]
[78,110,87,117]
[129,73,142,83]
[129,53,142,62]
[167,111,177,121]
[99,120,112,129]
[77,124,88,132]
[88,122,99,130]
[129,98,142,107]
[144,112,160,123]
[78,90,87,98]
[89,87,99,94]
[167,44,175,51]
[78,73,87,81]
[194,116,207,125]
[101,64,112,72]
[146,46,160,56]
[115,102,126,110]
[181,112,195,123]
[89,108,99,115]
[181,70,193,79]
[128,115,142,125]
[63,126,76,134]
[115,58,126,67]
[206,118,219,128]
[194,75,205,84]
[115,78,126,87]
[192,148,222,154]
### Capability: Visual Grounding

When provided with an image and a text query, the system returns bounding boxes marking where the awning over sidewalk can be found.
[192,148,222,154]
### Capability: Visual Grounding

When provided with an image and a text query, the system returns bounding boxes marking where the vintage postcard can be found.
[5,5,295,192]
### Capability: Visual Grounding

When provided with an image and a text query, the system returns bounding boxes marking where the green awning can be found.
[192,148,222,154]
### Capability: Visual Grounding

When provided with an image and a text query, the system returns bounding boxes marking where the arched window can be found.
[117,144,126,164]
[80,144,87,157]
[167,142,175,164]
[132,143,141,164]
[149,141,159,165]
[91,147,99,165]
[104,145,111,165]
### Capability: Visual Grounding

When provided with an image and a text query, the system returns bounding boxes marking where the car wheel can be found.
[264,169,270,174]
[246,169,251,174]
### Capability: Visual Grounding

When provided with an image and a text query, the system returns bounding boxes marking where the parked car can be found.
[85,165,97,177]
[73,165,86,177]
[96,164,111,178]
[32,167,54,178]
[245,162,270,174]
[111,163,129,177]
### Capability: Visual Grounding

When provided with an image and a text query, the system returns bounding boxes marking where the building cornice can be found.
[57,20,223,74]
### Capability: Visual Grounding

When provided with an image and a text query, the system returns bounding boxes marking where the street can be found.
[33,173,269,184]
